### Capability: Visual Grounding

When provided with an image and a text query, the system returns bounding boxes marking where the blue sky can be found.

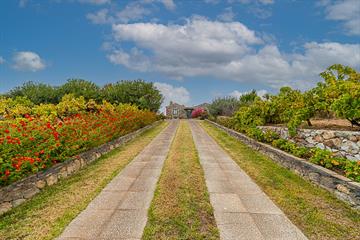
[0,0,359,110]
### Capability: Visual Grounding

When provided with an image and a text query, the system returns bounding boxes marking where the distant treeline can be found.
[2,79,163,112]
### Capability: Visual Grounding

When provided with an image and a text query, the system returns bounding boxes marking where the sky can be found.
[0,0,359,111]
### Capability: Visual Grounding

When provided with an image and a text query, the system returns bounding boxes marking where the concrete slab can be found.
[251,213,308,240]
[58,120,179,239]
[210,193,247,213]
[189,120,308,240]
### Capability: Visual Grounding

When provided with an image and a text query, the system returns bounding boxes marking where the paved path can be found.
[189,120,307,240]
[58,120,178,240]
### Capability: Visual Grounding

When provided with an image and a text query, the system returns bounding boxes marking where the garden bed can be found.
[206,120,360,209]
[0,121,161,215]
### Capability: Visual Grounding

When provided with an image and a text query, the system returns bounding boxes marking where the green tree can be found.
[58,79,100,101]
[101,80,163,112]
[208,97,240,117]
[7,81,58,104]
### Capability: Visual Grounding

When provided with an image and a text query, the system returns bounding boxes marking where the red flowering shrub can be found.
[191,107,208,119]
[0,98,157,186]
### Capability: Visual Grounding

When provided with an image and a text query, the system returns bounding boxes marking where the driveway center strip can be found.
[189,120,308,240]
[57,120,179,240]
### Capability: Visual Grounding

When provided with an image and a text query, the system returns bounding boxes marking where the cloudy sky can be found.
[0,0,359,110]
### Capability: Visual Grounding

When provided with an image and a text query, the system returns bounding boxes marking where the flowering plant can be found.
[0,96,157,186]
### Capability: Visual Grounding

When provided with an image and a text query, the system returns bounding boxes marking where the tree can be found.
[208,97,240,117]
[318,64,360,126]
[7,81,58,104]
[101,80,163,112]
[239,90,259,106]
[58,79,100,101]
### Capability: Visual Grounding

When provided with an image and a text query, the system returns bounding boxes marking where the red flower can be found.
[4,129,10,134]
[5,169,10,176]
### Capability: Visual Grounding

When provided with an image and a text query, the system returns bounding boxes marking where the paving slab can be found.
[57,120,179,240]
[189,120,308,240]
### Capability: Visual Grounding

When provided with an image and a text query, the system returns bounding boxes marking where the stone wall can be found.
[206,120,360,209]
[0,121,160,215]
[258,126,360,161]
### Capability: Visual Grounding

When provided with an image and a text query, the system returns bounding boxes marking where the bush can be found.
[208,97,240,117]
[0,98,157,186]
[101,80,163,112]
[191,107,207,119]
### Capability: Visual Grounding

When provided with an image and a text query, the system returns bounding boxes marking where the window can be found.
[173,108,178,115]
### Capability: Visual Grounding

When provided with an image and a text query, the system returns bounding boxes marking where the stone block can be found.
[23,187,40,199]
[35,180,46,189]
[12,198,26,207]
[0,202,12,215]
[46,175,58,186]
[336,184,350,194]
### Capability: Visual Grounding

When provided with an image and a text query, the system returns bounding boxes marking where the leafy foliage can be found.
[100,80,163,112]
[208,97,240,117]
[0,95,157,186]
[5,79,163,112]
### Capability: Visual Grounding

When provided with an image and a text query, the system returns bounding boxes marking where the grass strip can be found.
[142,120,219,240]
[0,122,168,240]
[200,121,360,240]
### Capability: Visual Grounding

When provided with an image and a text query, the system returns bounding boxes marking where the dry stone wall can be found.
[0,122,160,215]
[206,120,360,209]
[258,126,360,161]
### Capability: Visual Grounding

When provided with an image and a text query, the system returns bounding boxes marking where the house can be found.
[165,101,209,119]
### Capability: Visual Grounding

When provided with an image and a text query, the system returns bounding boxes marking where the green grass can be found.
[0,122,168,240]
[200,121,360,240]
[142,120,219,240]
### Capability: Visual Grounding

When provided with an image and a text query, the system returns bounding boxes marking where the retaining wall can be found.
[0,121,160,215]
[259,126,360,161]
[206,120,360,209]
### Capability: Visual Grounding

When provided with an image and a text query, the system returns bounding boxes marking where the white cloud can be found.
[12,51,46,72]
[160,0,176,10]
[230,0,274,5]
[154,82,191,113]
[0,56,5,64]
[19,0,28,7]
[78,0,110,4]
[116,2,151,23]
[87,0,175,25]
[87,9,112,24]
[108,18,360,89]
[322,0,360,35]
[230,89,268,98]
[217,7,236,22]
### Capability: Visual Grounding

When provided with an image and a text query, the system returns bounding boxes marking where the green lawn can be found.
[0,122,168,240]
[142,120,219,240]
[200,121,360,240]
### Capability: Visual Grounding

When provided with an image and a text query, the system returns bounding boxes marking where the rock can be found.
[316,143,325,149]
[308,172,320,183]
[0,202,12,215]
[305,137,316,144]
[336,184,350,194]
[35,180,46,189]
[323,131,335,140]
[332,138,342,148]
[46,175,58,186]
[23,187,40,199]
[67,160,81,174]
[346,155,357,161]
[324,139,335,148]
[12,198,26,207]
[314,135,324,143]
[349,136,357,142]
[355,154,360,160]
[58,167,68,179]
